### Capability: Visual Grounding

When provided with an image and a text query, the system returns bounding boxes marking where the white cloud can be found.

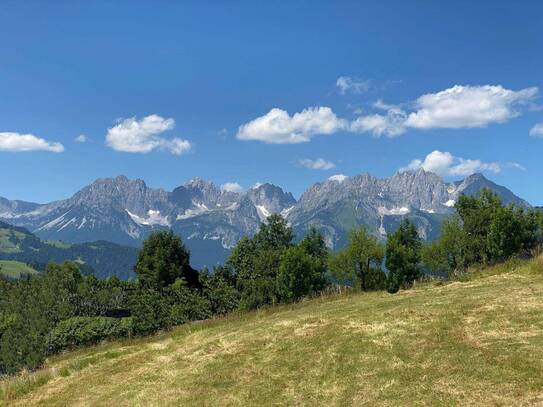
[106,114,192,155]
[400,150,501,176]
[336,76,371,95]
[506,162,526,171]
[298,158,336,170]
[251,182,263,189]
[75,134,88,143]
[529,123,543,137]
[328,174,348,183]
[236,107,347,144]
[237,85,538,143]
[0,132,64,153]
[350,104,407,137]
[221,182,243,193]
[405,85,538,129]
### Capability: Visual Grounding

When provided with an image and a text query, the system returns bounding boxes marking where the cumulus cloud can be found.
[221,182,243,193]
[529,123,543,137]
[352,85,538,137]
[405,85,538,129]
[106,114,192,155]
[236,107,347,144]
[336,76,371,95]
[298,158,336,170]
[237,85,538,143]
[0,132,64,153]
[400,150,502,176]
[75,134,88,143]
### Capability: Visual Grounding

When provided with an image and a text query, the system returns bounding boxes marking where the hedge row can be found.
[47,316,133,353]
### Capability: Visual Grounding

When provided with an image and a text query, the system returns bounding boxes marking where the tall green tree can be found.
[134,230,198,289]
[455,189,502,264]
[254,213,294,250]
[422,216,469,277]
[299,227,328,292]
[329,227,385,291]
[385,219,422,293]
[227,214,295,309]
[276,245,316,302]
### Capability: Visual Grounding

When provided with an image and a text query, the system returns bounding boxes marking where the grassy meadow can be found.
[2,257,543,406]
[0,260,37,279]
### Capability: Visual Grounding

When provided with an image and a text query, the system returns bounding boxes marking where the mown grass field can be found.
[0,260,37,279]
[3,258,543,406]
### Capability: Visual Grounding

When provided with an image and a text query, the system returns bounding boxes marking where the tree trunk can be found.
[360,261,367,291]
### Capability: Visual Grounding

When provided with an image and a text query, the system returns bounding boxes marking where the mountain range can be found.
[0,170,528,269]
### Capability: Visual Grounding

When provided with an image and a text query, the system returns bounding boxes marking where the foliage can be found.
[254,214,294,250]
[47,316,133,353]
[424,189,541,275]
[385,219,422,290]
[455,188,503,264]
[229,215,295,309]
[134,230,198,289]
[200,267,240,315]
[130,288,171,335]
[329,227,385,291]
[276,246,316,302]
[166,279,212,325]
[422,216,469,277]
[229,218,328,308]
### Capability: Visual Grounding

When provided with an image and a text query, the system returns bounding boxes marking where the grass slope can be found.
[3,258,543,406]
[0,260,38,279]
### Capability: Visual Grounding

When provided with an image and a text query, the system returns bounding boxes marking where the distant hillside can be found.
[0,260,38,279]
[0,221,137,280]
[3,257,543,405]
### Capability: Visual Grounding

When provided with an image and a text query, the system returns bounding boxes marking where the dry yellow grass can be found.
[3,257,543,406]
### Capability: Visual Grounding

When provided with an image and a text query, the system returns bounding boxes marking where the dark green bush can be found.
[47,316,133,353]
[130,289,171,336]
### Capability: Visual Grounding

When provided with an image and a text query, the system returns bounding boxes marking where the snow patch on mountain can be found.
[281,205,295,218]
[378,206,410,216]
[126,209,170,226]
[176,203,211,220]
[36,211,71,231]
[256,205,271,220]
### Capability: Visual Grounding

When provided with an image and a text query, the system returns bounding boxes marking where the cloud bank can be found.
[237,85,538,142]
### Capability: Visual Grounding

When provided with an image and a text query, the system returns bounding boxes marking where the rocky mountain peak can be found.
[247,183,296,214]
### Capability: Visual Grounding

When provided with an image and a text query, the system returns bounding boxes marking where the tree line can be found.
[1,188,541,375]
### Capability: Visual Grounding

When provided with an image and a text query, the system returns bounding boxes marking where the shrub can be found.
[47,316,133,353]
[130,289,171,335]
[167,279,212,325]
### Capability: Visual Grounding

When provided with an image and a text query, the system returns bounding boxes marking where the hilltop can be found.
[0,221,138,280]
[3,257,543,406]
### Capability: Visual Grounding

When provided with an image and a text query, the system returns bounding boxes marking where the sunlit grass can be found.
[3,257,543,406]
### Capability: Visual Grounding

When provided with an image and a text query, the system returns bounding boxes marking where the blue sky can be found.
[1,1,542,204]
